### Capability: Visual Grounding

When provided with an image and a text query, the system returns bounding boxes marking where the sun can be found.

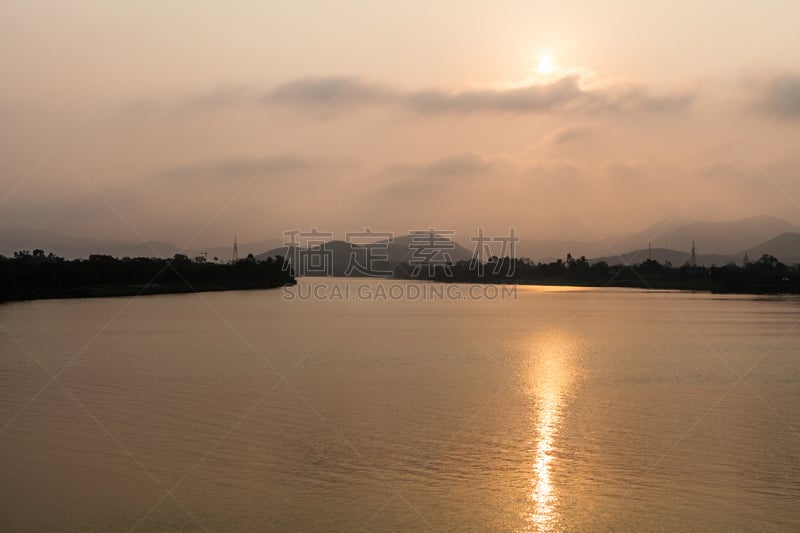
[537,52,554,74]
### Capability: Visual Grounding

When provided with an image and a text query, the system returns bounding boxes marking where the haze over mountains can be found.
[515,215,798,261]
[256,234,474,276]
[0,228,282,262]
[2,215,798,268]
[590,215,800,267]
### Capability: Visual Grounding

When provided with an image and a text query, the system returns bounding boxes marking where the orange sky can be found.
[2,1,800,246]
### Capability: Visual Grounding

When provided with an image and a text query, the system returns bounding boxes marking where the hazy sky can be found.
[2,1,800,246]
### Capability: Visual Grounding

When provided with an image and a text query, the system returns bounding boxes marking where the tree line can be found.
[4,249,798,301]
[399,253,800,294]
[0,250,295,302]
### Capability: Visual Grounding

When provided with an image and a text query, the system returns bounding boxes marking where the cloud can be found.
[266,76,390,107]
[164,155,358,181]
[604,160,643,181]
[528,162,585,189]
[264,75,695,115]
[549,124,594,145]
[697,161,746,179]
[380,153,496,196]
[386,153,494,178]
[130,74,694,119]
[189,85,261,109]
[749,72,800,118]
[402,76,587,114]
[128,84,263,115]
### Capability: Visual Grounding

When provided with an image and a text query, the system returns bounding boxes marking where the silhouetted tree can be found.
[0,250,295,302]
[395,250,800,294]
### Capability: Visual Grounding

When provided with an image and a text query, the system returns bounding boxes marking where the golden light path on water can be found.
[523,331,579,532]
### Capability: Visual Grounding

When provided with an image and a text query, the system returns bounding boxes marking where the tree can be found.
[756,254,779,268]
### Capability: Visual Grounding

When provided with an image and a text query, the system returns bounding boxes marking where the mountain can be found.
[378,233,473,263]
[740,233,800,265]
[606,215,695,252]
[512,216,797,263]
[257,241,384,276]
[0,227,282,261]
[0,227,181,259]
[257,233,473,276]
[610,215,798,255]
[4,215,798,267]
[592,247,733,268]
[203,239,283,262]
[594,231,800,267]
[515,239,618,262]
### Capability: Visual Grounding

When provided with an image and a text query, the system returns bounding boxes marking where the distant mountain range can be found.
[256,233,474,276]
[742,232,800,265]
[608,215,798,255]
[515,215,799,262]
[2,215,799,268]
[0,227,281,261]
[592,231,800,268]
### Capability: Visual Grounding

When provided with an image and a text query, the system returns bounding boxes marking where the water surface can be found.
[1,279,799,531]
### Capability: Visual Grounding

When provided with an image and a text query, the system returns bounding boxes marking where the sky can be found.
[1,1,800,247]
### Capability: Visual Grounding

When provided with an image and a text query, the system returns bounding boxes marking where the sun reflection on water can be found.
[524,332,578,532]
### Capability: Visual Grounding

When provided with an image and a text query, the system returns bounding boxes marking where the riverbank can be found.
[0,280,296,303]
[498,278,800,295]
[395,255,800,296]
[0,252,296,303]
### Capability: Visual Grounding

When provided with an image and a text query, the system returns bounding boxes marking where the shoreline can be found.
[0,280,295,304]
[7,276,800,304]
[418,278,800,296]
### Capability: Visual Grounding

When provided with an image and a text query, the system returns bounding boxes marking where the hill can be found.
[0,227,281,261]
[592,247,733,268]
[4,214,797,268]
[610,215,797,255]
[0,227,181,259]
[594,231,800,267]
[515,239,616,263]
[257,233,473,276]
[740,232,800,265]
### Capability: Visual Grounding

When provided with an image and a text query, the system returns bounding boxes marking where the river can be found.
[1,279,799,531]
